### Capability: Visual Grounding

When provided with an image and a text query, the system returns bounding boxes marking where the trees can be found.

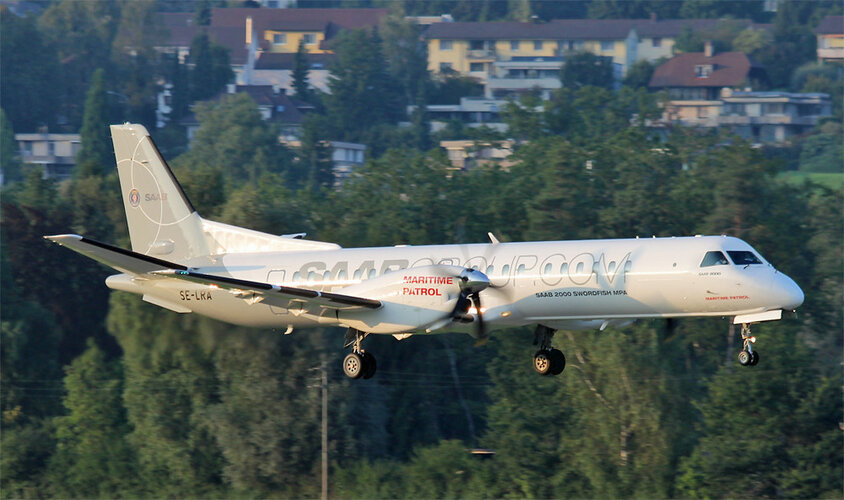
[49,340,136,497]
[560,52,615,91]
[0,109,22,184]
[324,29,403,142]
[75,69,112,177]
[292,39,312,101]
[189,32,234,103]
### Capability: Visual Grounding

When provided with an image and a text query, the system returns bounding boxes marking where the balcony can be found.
[817,47,844,60]
[466,49,496,61]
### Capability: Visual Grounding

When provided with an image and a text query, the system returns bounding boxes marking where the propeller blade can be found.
[470,292,487,341]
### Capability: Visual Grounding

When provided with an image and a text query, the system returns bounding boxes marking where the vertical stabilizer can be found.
[111,123,209,262]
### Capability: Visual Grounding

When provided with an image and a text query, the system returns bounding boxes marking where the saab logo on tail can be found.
[128,189,140,207]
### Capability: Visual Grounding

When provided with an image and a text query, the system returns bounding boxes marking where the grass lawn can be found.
[779,171,844,191]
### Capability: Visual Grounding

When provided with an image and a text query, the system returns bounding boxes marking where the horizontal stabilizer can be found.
[45,234,187,276]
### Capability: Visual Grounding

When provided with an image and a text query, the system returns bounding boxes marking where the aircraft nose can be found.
[774,272,804,310]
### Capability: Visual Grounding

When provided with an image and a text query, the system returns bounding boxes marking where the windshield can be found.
[727,250,763,265]
[700,251,729,267]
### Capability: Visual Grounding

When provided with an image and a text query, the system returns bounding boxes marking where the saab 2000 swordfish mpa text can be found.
[46,124,804,379]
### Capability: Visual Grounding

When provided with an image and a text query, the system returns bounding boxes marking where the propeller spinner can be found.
[453,268,491,341]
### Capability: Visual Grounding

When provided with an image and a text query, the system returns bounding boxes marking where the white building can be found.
[15,133,81,180]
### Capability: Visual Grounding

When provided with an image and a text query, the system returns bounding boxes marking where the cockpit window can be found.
[727,251,762,266]
[700,251,729,267]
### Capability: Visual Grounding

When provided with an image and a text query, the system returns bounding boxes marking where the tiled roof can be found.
[157,8,387,64]
[424,18,756,41]
[815,15,844,35]
[254,52,336,70]
[649,52,759,88]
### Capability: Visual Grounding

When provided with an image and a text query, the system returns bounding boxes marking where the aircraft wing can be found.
[45,234,381,311]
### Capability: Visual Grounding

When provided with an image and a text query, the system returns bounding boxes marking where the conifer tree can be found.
[76,69,112,178]
[292,39,311,101]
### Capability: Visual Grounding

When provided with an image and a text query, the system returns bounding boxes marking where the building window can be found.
[694,64,712,78]
[510,40,519,51]
[534,40,543,51]
[470,40,485,51]
[440,39,453,50]
[273,33,286,44]
[303,33,317,45]
[469,62,484,72]
[601,40,614,51]
[652,37,662,47]
[439,62,453,72]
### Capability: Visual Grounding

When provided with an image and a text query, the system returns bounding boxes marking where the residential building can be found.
[651,88,831,144]
[815,15,844,63]
[485,57,563,99]
[649,45,766,127]
[424,17,763,86]
[180,85,306,144]
[415,97,508,133]
[283,139,366,188]
[440,139,515,170]
[718,90,831,143]
[15,132,80,180]
[251,52,336,94]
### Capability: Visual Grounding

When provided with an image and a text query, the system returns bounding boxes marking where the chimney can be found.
[245,16,252,45]
[704,40,713,57]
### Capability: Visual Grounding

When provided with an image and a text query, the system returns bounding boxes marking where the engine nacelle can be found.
[337,265,466,334]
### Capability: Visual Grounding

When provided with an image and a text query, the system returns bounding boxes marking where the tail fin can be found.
[111,123,209,262]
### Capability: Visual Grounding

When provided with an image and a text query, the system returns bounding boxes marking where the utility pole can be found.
[310,353,329,500]
[320,354,328,500]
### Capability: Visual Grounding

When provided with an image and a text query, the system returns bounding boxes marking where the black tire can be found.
[362,352,377,379]
[750,351,759,366]
[549,349,566,375]
[343,353,364,379]
[533,350,553,375]
[738,350,751,366]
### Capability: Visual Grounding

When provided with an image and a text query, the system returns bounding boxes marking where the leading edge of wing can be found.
[45,234,381,310]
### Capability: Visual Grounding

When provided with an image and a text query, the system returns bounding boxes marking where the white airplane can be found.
[46,124,804,379]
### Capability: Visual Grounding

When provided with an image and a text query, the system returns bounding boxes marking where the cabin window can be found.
[323,271,331,281]
[307,271,316,281]
[544,263,552,274]
[608,261,616,273]
[368,269,377,279]
[501,264,510,275]
[353,270,361,280]
[700,251,729,267]
[486,265,495,275]
[338,270,347,281]
[727,251,763,266]
[576,262,584,274]
[293,272,301,282]
[517,264,526,275]
[560,263,568,274]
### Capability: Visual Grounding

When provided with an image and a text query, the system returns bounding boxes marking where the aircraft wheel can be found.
[750,351,759,366]
[533,350,553,376]
[361,352,377,379]
[343,353,364,379]
[737,350,752,366]
[549,349,566,375]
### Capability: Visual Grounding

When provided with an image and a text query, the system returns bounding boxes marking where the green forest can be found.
[2,1,842,498]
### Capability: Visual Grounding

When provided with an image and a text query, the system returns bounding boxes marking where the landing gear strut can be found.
[343,328,377,379]
[532,325,566,376]
[737,323,759,367]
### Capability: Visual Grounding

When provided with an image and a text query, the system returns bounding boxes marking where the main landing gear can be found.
[737,323,760,367]
[533,325,566,376]
[343,328,377,379]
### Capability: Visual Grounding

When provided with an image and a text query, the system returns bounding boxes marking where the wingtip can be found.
[44,234,83,244]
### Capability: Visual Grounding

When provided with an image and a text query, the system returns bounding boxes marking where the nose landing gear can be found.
[737,323,760,367]
[343,328,377,379]
[532,325,566,376]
